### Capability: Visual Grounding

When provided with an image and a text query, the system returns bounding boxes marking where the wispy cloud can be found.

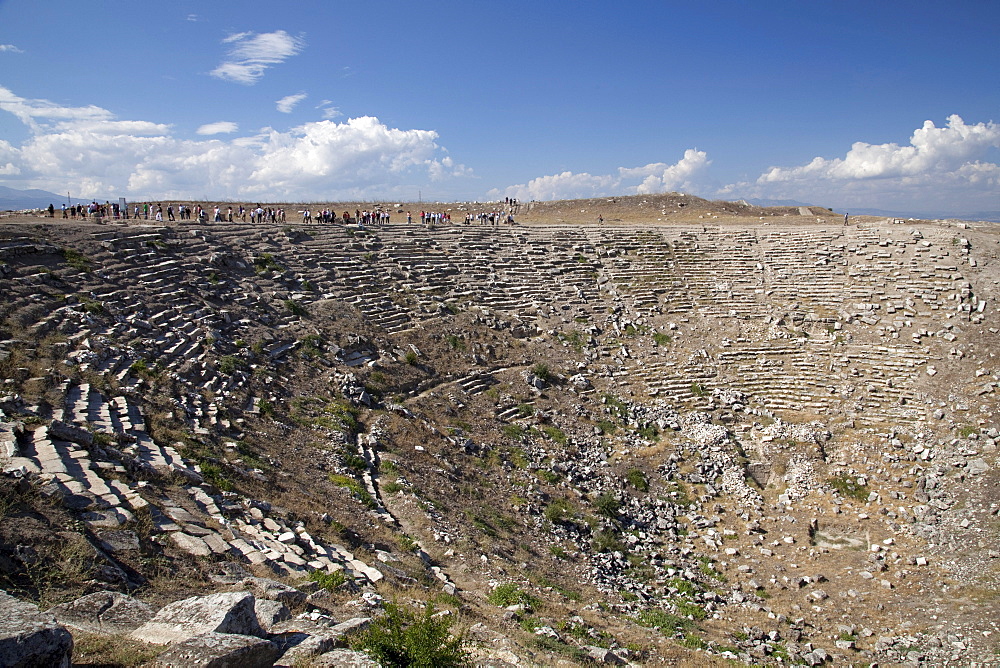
[211,30,306,85]
[276,93,307,113]
[317,100,342,120]
[197,121,239,135]
[0,85,113,133]
[0,44,24,53]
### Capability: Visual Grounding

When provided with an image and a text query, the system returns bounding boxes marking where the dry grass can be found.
[72,632,166,666]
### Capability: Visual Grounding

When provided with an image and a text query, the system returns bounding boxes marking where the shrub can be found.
[827,473,869,501]
[636,424,658,440]
[675,600,707,620]
[257,399,274,418]
[308,569,348,591]
[625,469,648,492]
[531,363,553,383]
[199,462,233,491]
[537,469,560,484]
[299,334,323,357]
[652,331,672,346]
[593,492,620,518]
[540,425,567,445]
[329,474,376,508]
[253,253,281,273]
[487,582,538,608]
[218,355,243,375]
[597,419,617,435]
[61,248,91,271]
[285,299,308,317]
[501,424,526,441]
[591,529,623,553]
[341,448,368,472]
[351,601,470,667]
[635,608,693,632]
[544,498,575,524]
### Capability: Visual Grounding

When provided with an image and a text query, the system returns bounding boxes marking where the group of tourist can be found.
[45,198,522,228]
[464,210,516,226]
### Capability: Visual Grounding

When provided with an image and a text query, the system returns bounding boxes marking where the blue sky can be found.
[0,0,997,213]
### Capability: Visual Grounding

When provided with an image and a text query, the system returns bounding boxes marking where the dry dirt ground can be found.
[1,194,999,666]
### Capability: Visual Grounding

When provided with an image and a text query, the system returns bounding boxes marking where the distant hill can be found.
[0,186,90,211]
[740,197,820,209]
[844,206,1000,223]
[738,198,1000,223]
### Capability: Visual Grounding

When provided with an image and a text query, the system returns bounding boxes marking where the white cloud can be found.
[211,30,306,85]
[727,115,1000,211]
[197,121,239,135]
[0,86,472,201]
[0,44,24,53]
[492,149,711,201]
[317,101,342,120]
[276,93,307,113]
[618,149,711,194]
[759,115,999,183]
[0,86,112,132]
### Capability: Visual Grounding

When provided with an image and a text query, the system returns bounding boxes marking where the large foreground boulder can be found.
[0,590,73,668]
[152,632,280,667]
[131,591,263,645]
[47,590,154,635]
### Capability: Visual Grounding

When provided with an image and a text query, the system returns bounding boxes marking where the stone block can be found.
[131,591,263,645]
[242,576,307,608]
[47,591,154,635]
[0,590,73,668]
[152,632,280,667]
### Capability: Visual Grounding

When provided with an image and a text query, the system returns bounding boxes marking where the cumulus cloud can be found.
[0,44,24,53]
[619,149,711,194]
[727,115,1000,211]
[759,115,999,183]
[0,86,472,201]
[492,149,711,201]
[276,93,307,113]
[197,121,239,135]
[211,30,305,85]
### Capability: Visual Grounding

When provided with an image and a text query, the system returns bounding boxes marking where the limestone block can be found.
[131,591,263,645]
[0,590,73,668]
[242,576,307,608]
[152,631,280,667]
[269,618,345,665]
[47,420,94,446]
[47,591,154,635]
[253,599,291,632]
[171,532,212,557]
